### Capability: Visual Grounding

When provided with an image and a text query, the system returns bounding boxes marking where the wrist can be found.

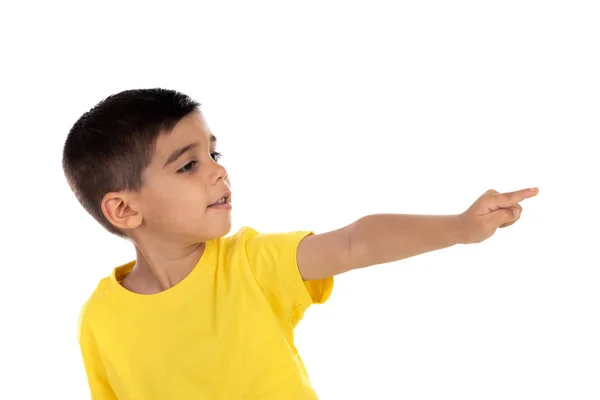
[452,214,469,245]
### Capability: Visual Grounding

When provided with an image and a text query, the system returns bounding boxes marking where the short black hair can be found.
[62,88,201,238]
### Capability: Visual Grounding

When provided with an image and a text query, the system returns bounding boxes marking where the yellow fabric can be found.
[78,226,334,400]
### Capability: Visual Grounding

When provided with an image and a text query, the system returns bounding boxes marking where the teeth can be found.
[211,195,228,206]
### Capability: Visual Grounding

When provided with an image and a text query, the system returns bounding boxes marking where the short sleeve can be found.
[243,227,334,327]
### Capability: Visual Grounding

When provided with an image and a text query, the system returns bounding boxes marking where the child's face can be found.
[136,110,232,242]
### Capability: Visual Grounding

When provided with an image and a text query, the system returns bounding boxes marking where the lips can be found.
[209,191,231,206]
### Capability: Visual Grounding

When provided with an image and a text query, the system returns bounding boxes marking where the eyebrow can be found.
[163,134,217,168]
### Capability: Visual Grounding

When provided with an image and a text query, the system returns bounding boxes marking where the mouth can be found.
[209,191,232,207]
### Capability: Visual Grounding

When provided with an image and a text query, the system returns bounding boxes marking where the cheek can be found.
[146,188,208,216]
[140,179,209,220]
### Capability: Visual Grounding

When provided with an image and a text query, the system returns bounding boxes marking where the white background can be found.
[1,1,599,399]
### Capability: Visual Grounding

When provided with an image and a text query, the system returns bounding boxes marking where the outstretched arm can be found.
[297,187,539,281]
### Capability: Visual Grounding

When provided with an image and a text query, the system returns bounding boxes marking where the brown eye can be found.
[211,152,222,162]
[177,161,197,173]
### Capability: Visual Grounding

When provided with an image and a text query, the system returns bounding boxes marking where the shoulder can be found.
[223,225,259,243]
[218,226,313,256]
[77,276,111,339]
[77,261,131,333]
[213,226,259,254]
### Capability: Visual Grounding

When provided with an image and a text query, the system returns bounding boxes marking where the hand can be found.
[457,187,539,244]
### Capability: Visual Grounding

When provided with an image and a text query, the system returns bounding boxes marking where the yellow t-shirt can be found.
[78,226,333,400]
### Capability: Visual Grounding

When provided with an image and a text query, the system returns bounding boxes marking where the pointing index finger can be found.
[498,187,539,206]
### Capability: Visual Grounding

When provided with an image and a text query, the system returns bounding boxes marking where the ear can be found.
[101,191,143,232]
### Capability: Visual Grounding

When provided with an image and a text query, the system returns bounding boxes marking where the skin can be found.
[100,108,539,291]
[101,110,232,294]
[296,187,539,280]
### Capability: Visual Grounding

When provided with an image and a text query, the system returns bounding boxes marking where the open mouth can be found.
[211,197,227,205]
[209,191,232,207]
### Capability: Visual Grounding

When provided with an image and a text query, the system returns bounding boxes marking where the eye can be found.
[177,160,198,173]
[211,152,223,162]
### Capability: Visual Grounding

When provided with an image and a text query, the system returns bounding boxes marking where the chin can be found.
[203,219,232,241]
[181,212,232,242]
[214,222,232,238]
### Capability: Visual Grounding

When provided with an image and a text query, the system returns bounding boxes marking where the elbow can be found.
[347,218,371,270]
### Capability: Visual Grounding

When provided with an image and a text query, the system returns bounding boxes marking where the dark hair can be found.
[62,88,200,238]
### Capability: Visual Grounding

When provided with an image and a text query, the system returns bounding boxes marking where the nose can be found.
[210,161,229,184]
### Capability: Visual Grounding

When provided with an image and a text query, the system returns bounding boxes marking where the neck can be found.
[131,236,206,292]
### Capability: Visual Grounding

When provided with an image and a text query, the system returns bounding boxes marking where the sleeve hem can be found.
[286,231,334,307]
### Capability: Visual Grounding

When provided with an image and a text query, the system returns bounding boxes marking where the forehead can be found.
[153,111,214,158]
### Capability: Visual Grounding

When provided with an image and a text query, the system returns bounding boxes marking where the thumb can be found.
[494,206,519,226]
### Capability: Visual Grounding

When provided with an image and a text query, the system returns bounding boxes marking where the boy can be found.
[63,88,538,399]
